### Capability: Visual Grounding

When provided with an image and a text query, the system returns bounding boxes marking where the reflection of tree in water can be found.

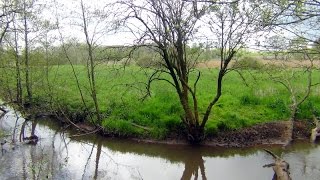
[181,153,206,180]
[94,140,102,180]
[80,138,142,180]
[20,120,39,145]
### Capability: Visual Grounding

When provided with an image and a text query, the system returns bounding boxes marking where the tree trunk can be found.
[23,0,32,103]
[81,0,101,123]
[186,124,204,144]
[286,104,298,146]
[13,19,22,104]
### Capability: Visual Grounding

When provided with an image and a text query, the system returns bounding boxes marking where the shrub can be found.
[232,56,263,70]
[135,55,161,68]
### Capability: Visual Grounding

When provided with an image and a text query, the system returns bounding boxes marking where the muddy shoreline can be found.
[129,120,314,147]
[42,116,316,148]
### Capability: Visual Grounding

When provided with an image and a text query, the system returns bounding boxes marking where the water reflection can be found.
[20,120,39,144]
[181,153,206,180]
[0,111,320,180]
[94,140,102,180]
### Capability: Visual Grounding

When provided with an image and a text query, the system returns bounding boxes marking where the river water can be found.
[0,108,320,180]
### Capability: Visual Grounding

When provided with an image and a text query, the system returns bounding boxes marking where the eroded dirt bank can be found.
[203,120,314,147]
[130,120,314,147]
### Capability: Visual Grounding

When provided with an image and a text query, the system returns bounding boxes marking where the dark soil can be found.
[126,120,315,147]
[205,120,314,147]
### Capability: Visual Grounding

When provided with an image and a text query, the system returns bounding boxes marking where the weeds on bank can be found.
[0,65,319,139]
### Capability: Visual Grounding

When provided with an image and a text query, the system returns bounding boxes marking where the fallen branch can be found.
[70,127,102,138]
[0,106,8,113]
[54,106,90,133]
[310,115,320,143]
[0,104,9,119]
[130,122,152,131]
[0,112,6,119]
[263,149,291,180]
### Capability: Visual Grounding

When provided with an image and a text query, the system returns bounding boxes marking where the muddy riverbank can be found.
[1,103,315,148]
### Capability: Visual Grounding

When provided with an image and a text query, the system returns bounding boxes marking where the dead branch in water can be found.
[263,149,291,180]
[0,106,7,113]
[0,105,8,119]
[311,115,320,143]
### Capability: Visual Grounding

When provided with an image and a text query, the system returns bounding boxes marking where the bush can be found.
[135,55,161,68]
[232,56,263,70]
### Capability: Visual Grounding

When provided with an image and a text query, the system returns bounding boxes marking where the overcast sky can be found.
[18,0,319,50]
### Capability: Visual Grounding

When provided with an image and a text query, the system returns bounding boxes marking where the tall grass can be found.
[1,64,319,139]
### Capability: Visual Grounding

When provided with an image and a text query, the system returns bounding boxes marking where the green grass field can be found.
[1,64,320,139]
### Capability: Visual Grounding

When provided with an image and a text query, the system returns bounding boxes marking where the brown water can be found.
[0,108,320,180]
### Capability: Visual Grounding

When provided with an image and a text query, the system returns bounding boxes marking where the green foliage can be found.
[266,98,289,115]
[0,60,319,140]
[135,54,160,68]
[232,56,263,70]
[240,94,261,105]
[102,119,143,137]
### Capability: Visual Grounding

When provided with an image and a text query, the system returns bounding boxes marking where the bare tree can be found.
[2,0,49,105]
[79,0,102,123]
[119,0,206,143]
[22,0,33,103]
[53,0,120,125]
[0,0,19,45]
[265,35,289,60]
[13,16,23,104]
[266,44,317,144]
[260,0,320,144]
[119,0,270,143]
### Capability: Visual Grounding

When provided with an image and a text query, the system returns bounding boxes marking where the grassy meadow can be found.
[1,62,320,139]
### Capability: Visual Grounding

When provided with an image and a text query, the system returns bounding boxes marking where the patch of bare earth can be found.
[205,120,313,147]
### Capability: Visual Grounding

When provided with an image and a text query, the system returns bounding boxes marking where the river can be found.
[0,107,319,180]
